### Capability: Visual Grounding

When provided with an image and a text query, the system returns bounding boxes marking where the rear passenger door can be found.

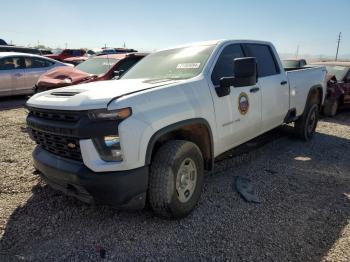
[23,57,55,93]
[242,43,289,132]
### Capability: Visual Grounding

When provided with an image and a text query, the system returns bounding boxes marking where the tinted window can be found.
[72,50,82,56]
[211,44,244,86]
[244,44,279,77]
[117,58,140,76]
[25,57,53,68]
[0,57,25,70]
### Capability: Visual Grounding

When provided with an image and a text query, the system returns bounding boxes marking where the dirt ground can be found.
[0,97,350,261]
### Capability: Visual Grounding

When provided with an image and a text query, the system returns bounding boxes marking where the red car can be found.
[45,49,86,62]
[311,62,350,116]
[35,53,148,92]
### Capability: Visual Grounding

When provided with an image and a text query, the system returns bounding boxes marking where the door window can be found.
[243,44,279,77]
[117,58,139,76]
[0,57,25,70]
[25,57,53,68]
[211,44,245,86]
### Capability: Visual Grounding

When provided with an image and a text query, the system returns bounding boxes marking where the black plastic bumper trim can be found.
[33,146,149,209]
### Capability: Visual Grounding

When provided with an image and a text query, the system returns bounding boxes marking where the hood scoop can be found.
[50,91,83,97]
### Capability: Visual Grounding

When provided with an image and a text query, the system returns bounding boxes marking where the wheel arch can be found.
[145,118,214,171]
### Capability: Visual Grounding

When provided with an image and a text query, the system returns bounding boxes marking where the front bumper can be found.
[33,146,149,209]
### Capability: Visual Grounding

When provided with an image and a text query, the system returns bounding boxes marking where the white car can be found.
[0,52,68,97]
[26,40,327,218]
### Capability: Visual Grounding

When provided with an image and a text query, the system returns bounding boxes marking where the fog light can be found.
[93,135,123,162]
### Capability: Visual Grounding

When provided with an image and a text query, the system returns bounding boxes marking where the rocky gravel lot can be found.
[0,97,350,261]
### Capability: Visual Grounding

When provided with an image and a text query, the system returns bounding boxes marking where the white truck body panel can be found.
[27,40,327,173]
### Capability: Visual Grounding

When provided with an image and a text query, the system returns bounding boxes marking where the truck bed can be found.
[286,66,327,116]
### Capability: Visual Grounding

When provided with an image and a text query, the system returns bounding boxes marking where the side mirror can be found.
[216,57,257,97]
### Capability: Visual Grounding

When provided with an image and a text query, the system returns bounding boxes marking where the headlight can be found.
[93,135,123,162]
[88,108,132,121]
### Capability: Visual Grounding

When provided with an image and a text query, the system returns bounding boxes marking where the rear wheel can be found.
[294,103,319,141]
[323,99,338,117]
[148,140,204,219]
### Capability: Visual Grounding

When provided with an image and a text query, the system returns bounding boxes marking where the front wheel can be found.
[148,140,204,219]
[294,103,319,141]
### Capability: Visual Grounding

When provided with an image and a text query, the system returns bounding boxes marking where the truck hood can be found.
[26,78,180,110]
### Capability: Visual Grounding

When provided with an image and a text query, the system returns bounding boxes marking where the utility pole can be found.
[65,42,68,49]
[335,32,341,61]
[295,44,299,59]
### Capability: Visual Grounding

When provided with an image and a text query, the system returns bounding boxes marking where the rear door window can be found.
[25,57,53,68]
[211,44,245,86]
[243,44,279,78]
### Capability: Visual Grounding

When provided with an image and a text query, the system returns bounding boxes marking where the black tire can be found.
[294,103,319,141]
[323,99,338,117]
[148,140,204,219]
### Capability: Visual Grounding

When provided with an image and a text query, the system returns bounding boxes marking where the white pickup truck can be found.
[26,40,327,218]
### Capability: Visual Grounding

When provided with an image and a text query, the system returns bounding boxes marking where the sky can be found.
[1,0,349,58]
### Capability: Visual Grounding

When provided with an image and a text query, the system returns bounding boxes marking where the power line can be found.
[335,32,341,61]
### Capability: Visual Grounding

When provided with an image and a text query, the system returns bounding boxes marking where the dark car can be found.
[0,45,42,55]
[45,49,86,61]
[311,61,350,116]
[35,52,148,92]
[0,39,7,45]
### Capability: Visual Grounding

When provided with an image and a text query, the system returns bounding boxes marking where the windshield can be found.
[75,58,118,75]
[122,45,216,81]
[314,65,348,81]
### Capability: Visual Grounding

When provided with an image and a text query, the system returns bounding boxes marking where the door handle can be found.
[14,73,22,77]
[249,87,260,93]
[280,80,288,85]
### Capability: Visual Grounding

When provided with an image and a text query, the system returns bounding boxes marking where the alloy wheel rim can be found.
[307,108,316,134]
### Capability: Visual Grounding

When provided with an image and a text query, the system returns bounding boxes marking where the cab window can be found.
[243,44,279,77]
[211,44,245,86]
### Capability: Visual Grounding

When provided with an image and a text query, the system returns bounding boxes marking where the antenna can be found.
[335,32,341,61]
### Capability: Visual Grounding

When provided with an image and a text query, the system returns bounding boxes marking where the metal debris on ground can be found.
[234,176,261,203]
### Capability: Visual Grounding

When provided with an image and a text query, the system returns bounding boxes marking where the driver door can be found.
[209,44,262,153]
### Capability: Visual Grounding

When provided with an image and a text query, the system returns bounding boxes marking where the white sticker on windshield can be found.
[334,66,345,71]
[102,62,114,66]
[176,63,200,69]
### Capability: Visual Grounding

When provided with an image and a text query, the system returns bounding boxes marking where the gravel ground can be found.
[0,97,350,261]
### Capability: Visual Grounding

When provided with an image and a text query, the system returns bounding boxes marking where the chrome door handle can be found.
[280,81,288,85]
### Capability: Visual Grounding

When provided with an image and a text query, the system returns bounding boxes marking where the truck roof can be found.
[158,39,274,51]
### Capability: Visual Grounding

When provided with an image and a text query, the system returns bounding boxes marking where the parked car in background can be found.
[0,39,7,45]
[63,56,88,66]
[310,61,350,116]
[0,52,68,97]
[39,49,53,55]
[0,45,42,55]
[35,52,148,92]
[45,49,86,61]
[282,59,307,69]
[96,47,138,56]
